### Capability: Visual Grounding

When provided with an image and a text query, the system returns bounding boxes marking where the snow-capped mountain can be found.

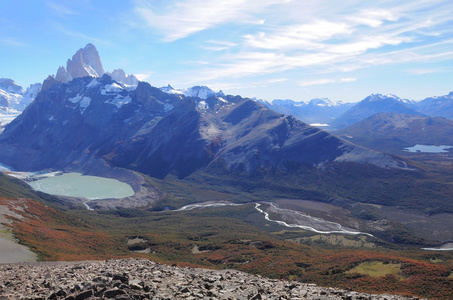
[0,79,42,132]
[258,97,352,126]
[0,79,42,111]
[0,78,24,95]
[330,93,421,130]
[412,92,453,119]
[307,97,346,107]
[160,84,224,100]
[363,93,415,105]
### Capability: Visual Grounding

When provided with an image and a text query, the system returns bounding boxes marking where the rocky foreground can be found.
[0,259,421,300]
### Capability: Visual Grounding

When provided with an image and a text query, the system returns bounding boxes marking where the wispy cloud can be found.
[180,0,453,84]
[54,24,109,45]
[347,9,398,27]
[126,0,453,100]
[300,78,356,87]
[45,1,78,16]
[133,0,288,41]
[243,20,352,50]
[0,38,28,47]
[203,40,238,51]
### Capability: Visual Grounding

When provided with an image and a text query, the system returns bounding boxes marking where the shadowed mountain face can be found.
[0,75,404,178]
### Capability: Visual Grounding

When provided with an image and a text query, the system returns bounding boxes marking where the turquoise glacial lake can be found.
[28,172,134,199]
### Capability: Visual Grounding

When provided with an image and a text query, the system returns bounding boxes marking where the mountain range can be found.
[0,74,405,178]
[265,92,453,130]
[1,44,413,179]
[258,98,353,127]
[3,44,452,137]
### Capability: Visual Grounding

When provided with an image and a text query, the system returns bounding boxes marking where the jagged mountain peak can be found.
[52,44,141,89]
[67,43,105,79]
[54,44,104,83]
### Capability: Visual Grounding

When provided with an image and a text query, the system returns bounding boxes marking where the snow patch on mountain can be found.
[198,101,208,110]
[101,83,125,95]
[87,78,100,89]
[68,94,92,113]
[106,94,131,108]
[79,97,91,113]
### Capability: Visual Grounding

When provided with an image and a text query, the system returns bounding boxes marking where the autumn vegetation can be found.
[1,194,452,299]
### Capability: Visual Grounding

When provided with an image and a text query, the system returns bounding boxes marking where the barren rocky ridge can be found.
[0,259,421,299]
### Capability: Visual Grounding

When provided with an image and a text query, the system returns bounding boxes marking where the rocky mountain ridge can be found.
[0,73,407,178]
[0,258,421,300]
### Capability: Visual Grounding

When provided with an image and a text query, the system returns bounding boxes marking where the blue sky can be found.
[1,0,452,102]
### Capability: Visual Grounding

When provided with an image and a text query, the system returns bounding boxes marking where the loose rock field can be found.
[0,259,421,299]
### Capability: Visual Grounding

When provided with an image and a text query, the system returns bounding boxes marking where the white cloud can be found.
[206,40,238,47]
[300,78,356,87]
[54,24,108,45]
[243,20,352,50]
[0,38,28,47]
[348,9,398,27]
[203,40,238,51]
[128,0,453,99]
[133,0,289,41]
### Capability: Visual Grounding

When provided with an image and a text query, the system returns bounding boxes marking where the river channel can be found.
[176,201,371,236]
